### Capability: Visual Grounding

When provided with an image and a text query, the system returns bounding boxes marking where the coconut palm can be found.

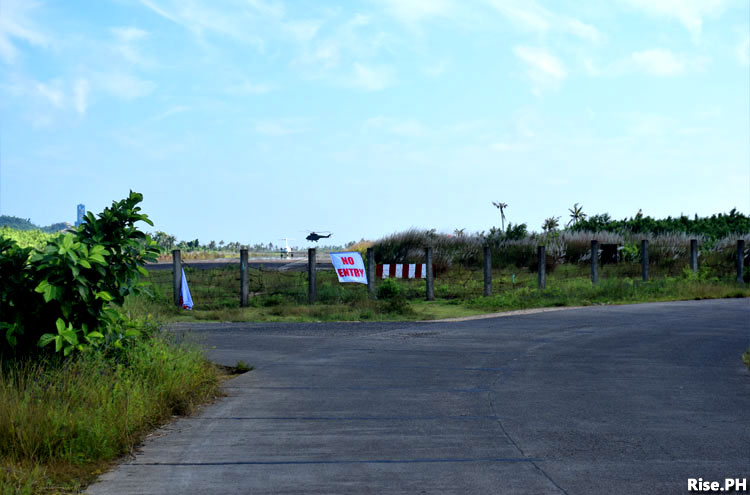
[492,201,508,231]
[542,216,560,232]
[567,203,586,227]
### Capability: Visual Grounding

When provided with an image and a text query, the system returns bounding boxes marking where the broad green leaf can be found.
[55,318,65,333]
[124,329,141,338]
[38,333,56,347]
[35,280,50,294]
[61,329,78,346]
[95,291,113,301]
[79,259,91,269]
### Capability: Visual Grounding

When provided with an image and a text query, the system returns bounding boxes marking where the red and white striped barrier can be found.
[375,264,434,279]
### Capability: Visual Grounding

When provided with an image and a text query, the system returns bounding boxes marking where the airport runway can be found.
[147,255,334,272]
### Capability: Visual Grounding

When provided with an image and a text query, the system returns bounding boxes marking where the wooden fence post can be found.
[425,247,434,301]
[737,240,745,284]
[483,245,492,296]
[690,239,698,273]
[172,249,181,307]
[367,247,376,298]
[308,248,317,304]
[641,240,649,281]
[537,245,546,290]
[591,240,599,284]
[240,248,248,307]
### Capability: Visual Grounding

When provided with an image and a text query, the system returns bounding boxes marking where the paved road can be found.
[87,299,750,494]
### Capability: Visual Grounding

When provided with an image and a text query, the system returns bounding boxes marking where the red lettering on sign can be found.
[338,269,345,277]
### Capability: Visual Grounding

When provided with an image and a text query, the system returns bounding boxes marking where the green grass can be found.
[0,332,221,494]
[128,262,749,323]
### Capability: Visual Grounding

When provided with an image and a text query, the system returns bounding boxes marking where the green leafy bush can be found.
[376,278,402,300]
[0,192,159,356]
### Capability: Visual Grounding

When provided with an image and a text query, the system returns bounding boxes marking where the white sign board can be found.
[329,251,368,284]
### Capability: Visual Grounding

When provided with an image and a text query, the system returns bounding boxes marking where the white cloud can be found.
[138,0,266,48]
[738,34,750,66]
[565,19,602,43]
[227,80,275,94]
[489,142,526,152]
[111,26,148,42]
[624,0,726,37]
[379,0,455,25]
[0,0,48,63]
[97,72,155,100]
[150,105,188,121]
[283,20,322,43]
[631,49,685,76]
[486,0,602,42]
[36,81,64,108]
[350,63,393,91]
[513,46,566,94]
[364,116,426,137]
[423,59,449,77]
[254,119,307,136]
[73,78,90,115]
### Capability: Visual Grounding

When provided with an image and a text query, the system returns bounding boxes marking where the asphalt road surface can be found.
[87,299,750,494]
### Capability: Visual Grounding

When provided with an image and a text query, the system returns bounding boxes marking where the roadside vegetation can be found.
[0,193,222,494]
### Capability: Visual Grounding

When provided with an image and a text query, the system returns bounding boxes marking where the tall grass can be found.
[0,332,219,493]
[371,229,748,275]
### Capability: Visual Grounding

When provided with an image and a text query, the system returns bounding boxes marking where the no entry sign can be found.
[329,252,368,284]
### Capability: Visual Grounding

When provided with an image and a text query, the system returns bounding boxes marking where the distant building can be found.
[75,204,86,227]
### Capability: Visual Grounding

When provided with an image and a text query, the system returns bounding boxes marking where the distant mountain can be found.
[0,215,73,233]
[0,215,37,230]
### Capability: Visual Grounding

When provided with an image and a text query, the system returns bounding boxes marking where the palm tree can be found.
[567,203,586,227]
[492,201,508,231]
[542,216,560,232]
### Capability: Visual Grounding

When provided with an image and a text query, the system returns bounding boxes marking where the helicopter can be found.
[305,231,332,242]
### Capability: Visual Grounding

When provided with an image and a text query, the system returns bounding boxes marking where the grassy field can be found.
[0,331,222,495]
[128,263,750,323]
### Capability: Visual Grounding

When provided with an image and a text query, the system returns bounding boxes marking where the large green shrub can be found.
[0,192,159,356]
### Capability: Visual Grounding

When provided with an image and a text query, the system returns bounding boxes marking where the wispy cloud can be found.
[513,46,566,94]
[110,26,155,67]
[73,79,90,115]
[422,58,449,77]
[364,116,426,136]
[378,0,456,25]
[36,80,64,108]
[631,49,686,76]
[226,80,275,94]
[111,26,148,43]
[254,118,308,136]
[350,63,394,91]
[150,105,188,121]
[738,33,750,66]
[138,0,268,48]
[0,0,48,63]
[586,48,707,77]
[97,72,155,100]
[486,0,602,43]
[630,48,709,76]
[624,0,727,37]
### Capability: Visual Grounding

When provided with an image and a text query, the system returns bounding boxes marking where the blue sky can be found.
[1,0,748,247]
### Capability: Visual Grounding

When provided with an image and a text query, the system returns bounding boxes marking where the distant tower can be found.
[75,204,86,227]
